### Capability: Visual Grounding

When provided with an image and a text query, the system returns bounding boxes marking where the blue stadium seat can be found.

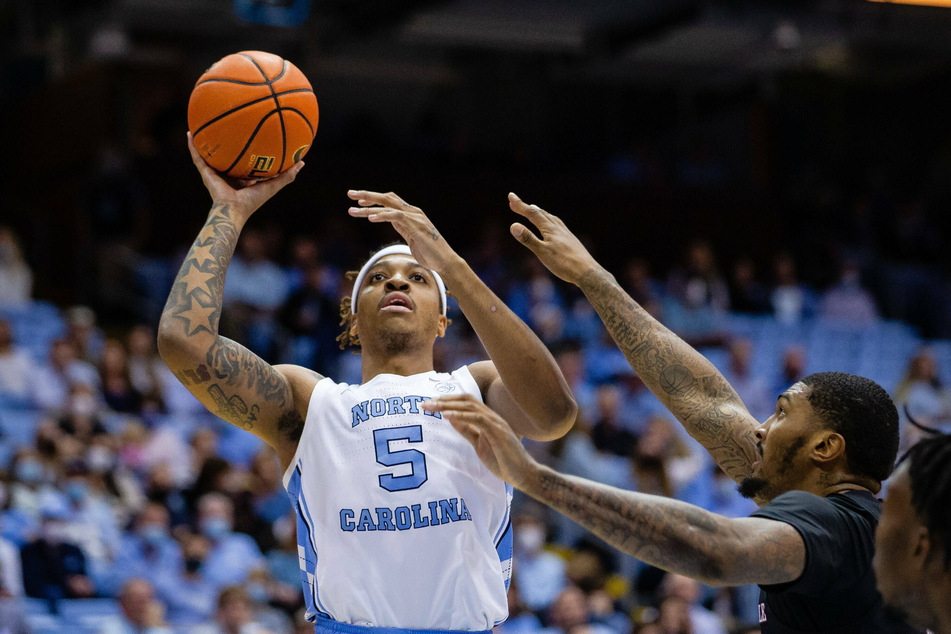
[58,598,122,630]
[0,408,39,449]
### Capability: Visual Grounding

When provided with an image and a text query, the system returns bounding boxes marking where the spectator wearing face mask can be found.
[512,512,567,614]
[99,578,174,634]
[32,338,100,414]
[9,448,58,526]
[0,319,34,405]
[55,459,121,593]
[112,503,181,592]
[155,533,218,627]
[21,499,96,600]
[195,493,266,590]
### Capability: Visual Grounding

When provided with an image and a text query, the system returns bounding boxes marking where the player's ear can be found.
[350,316,359,339]
[913,526,931,568]
[812,430,845,465]
[436,314,448,338]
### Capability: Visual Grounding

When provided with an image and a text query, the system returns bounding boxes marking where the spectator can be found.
[620,258,664,320]
[9,448,58,523]
[726,257,770,315]
[192,585,277,634]
[660,573,726,634]
[512,512,567,613]
[894,349,951,448]
[156,533,218,627]
[32,338,100,413]
[552,340,597,433]
[773,344,806,398]
[590,384,637,459]
[196,493,266,589]
[248,449,291,528]
[0,319,34,404]
[112,503,181,591]
[278,262,339,370]
[221,227,289,357]
[769,252,816,325]
[99,338,144,414]
[543,585,615,634]
[665,240,729,337]
[632,416,707,508]
[0,226,32,306]
[99,578,174,634]
[243,568,294,634]
[0,519,23,597]
[125,324,167,410]
[85,437,144,529]
[21,499,95,600]
[58,459,122,591]
[722,339,772,421]
[65,305,106,366]
[818,260,879,324]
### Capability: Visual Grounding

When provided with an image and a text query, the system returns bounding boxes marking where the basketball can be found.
[187,50,319,180]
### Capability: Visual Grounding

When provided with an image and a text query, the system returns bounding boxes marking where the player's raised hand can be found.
[187,132,303,218]
[423,394,537,490]
[508,193,599,286]
[347,190,457,272]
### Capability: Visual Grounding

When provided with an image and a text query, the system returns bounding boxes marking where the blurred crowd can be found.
[3,211,951,634]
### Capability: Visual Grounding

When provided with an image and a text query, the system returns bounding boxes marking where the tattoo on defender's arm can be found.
[533,470,802,585]
[577,269,759,479]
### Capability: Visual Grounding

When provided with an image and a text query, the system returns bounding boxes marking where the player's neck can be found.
[811,469,877,497]
[361,351,435,382]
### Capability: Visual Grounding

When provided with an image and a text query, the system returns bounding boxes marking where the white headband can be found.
[350,245,447,316]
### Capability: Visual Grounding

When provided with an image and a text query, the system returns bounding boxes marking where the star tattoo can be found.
[174,295,216,336]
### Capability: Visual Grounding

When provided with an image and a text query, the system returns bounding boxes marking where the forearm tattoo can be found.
[160,205,303,440]
[530,469,802,585]
[578,269,759,480]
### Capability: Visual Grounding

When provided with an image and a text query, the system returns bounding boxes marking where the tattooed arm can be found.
[157,134,312,469]
[427,394,805,587]
[506,199,761,484]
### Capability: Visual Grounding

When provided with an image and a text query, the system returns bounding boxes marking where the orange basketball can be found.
[188,51,319,180]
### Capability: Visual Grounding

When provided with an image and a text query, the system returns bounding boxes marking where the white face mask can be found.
[70,394,99,418]
[87,446,114,472]
[515,525,545,555]
[43,522,70,545]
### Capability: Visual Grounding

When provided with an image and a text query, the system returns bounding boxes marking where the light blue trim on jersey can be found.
[492,483,514,545]
[312,617,491,634]
[288,462,333,620]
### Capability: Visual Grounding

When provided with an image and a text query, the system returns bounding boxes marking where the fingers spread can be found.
[348,190,411,209]
[510,223,543,250]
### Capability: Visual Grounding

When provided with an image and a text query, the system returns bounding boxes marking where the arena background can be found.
[1,1,951,633]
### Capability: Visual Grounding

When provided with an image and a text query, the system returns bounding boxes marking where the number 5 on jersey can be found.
[374,426,428,492]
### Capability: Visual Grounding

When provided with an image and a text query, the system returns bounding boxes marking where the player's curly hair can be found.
[799,371,900,484]
[336,245,452,351]
[901,434,951,571]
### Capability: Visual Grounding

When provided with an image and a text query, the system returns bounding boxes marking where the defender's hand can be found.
[508,193,599,286]
[347,190,457,273]
[423,394,537,490]
[187,132,303,219]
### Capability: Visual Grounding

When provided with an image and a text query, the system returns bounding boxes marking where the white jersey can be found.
[282,367,513,631]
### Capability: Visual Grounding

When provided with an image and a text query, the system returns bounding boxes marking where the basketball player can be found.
[157,135,577,633]
[874,434,951,634]
[424,197,920,633]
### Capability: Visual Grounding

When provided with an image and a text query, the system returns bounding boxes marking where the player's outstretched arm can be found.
[348,191,576,441]
[507,196,760,482]
[157,134,311,469]
[426,394,805,587]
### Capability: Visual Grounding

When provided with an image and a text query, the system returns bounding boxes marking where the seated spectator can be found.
[57,384,109,442]
[0,225,32,306]
[590,383,637,458]
[278,262,340,370]
[660,573,726,634]
[722,339,772,421]
[769,252,816,325]
[125,325,167,411]
[552,340,597,427]
[727,256,770,315]
[9,448,58,524]
[100,338,144,414]
[155,533,218,627]
[221,227,289,357]
[633,416,708,508]
[543,585,616,634]
[665,240,729,338]
[57,460,121,592]
[0,519,23,597]
[894,348,951,448]
[818,260,879,324]
[22,499,95,600]
[513,512,567,613]
[772,344,806,398]
[243,568,294,634]
[85,437,144,528]
[100,578,174,634]
[32,338,100,414]
[0,319,34,405]
[196,493,266,589]
[191,585,276,634]
[112,503,182,591]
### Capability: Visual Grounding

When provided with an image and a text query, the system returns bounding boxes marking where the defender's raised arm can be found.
[507,198,760,484]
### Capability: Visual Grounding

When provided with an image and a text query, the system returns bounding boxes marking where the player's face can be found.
[873,465,928,628]
[740,382,816,500]
[352,254,446,352]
